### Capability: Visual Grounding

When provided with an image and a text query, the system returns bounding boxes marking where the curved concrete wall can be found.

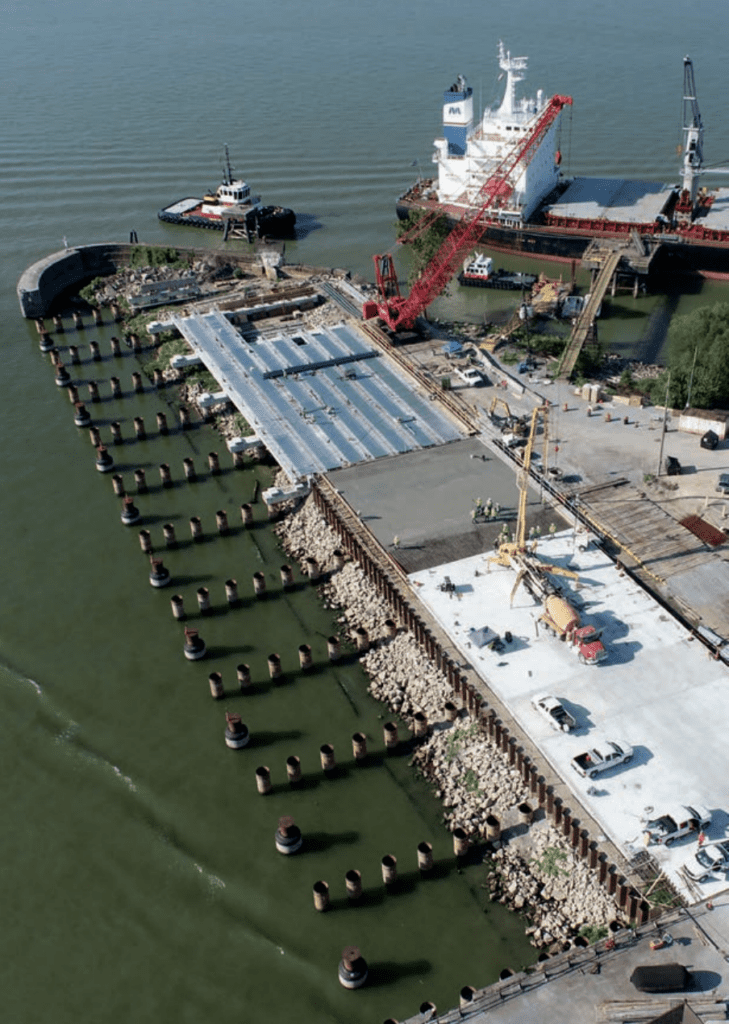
[17,243,135,319]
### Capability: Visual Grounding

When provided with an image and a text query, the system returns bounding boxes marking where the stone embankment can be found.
[275,496,622,949]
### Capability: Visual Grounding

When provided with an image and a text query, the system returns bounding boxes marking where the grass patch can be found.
[532,847,569,877]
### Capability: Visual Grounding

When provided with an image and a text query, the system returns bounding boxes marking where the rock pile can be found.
[275,496,625,947]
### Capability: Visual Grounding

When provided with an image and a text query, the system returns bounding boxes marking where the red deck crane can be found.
[363,93,573,332]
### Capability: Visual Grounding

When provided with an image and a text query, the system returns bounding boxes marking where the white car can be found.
[455,366,485,387]
[684,840,729,882]
[643,805,711,846]
[531,693,577,732]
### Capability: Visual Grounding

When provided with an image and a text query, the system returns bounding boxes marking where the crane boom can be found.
[365,93,572,331]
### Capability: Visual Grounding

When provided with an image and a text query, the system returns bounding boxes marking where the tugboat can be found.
[458,252,537,290]
[158,146,296,241]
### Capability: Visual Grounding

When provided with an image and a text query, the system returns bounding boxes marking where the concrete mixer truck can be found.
[539,594,607,665]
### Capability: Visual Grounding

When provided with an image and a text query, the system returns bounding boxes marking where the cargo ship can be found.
[396,45,729,279]
[158,147,296,241]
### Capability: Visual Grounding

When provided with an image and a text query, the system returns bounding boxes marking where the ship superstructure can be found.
[435,43,562,224]
[397,48,729,279]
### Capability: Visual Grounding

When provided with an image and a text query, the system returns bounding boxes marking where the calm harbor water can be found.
[3,2,729,1021]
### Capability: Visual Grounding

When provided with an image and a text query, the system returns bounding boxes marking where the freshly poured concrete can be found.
[410,530,729,901]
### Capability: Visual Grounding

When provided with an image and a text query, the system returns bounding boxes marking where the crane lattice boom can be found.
[365,93,572,331]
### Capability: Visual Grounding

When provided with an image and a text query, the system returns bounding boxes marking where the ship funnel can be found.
[442,75,473,157]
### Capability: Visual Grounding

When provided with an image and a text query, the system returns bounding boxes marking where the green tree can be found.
[395,210,452,286]
[666,303,729,408]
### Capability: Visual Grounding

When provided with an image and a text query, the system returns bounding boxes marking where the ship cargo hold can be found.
[396,44,729,279]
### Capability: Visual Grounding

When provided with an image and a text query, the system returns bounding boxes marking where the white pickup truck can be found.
[531,693,577,733]
[643,805,711,847]
[571,740,633,778]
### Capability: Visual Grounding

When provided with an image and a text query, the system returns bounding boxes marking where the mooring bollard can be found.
[444,701,458,722]
[267,653,282,680]
[345,869,362,901]
[338,947,368,990]
[156,412,168,434]
[304,557,320,582]
[54,363,71,387]
[89,425,101,448]
[332,549,346,571]
[134,468,147,494]
[215,510,228,535]
[327,635,340,661]
[381,854,398,886]
[354,627,369,653]
[208,452,220,475]
[152,368,164,388]
[286,755,302,785]
[453,828,469,858]
[196,587,210,615]
[89,340,101,361]
[110,421,123,445]
[149,557,171,588]
[93,308,103,326]
[159,463,172,488]
[138,529,152,555]
[460,987,477,1010]
[240,503,253,527]
[413,712,429,739]
[417,841,434,874]
[352,732,367,761]
[53,314,64,333]
[110,376,122,398]
[121,497,141,526]
[384,618,398,639]
[110,336,121,356]
[274,815,302,854]
[112,473,125,497]
[39,333,54,353]
[224,578,238,605]
[224,712,249,749]
[130,334,142,353]
[133,416,146,441]
[206,671,223,696]
[170,594,185,620]
[384,722,399,752]
[67,382,79,404]
[280,564,294,588]
[132,372,143,394]
[73,402,91,428]
[298,644,312,670]
[518,802,534,825]
[95,445,114,473]
[162,523,176,548]
[69,344,80,365]
[320,743,336,773]
[189,516,203,542]
[178,405,190,429]
[72,311,83,330]
[255,766,272,795]
[237,664,251,691]
[253,572,267,598]
[183,627,206,661]
[485,814,501,842]
[183,457,196,482]
[313,880,330,912]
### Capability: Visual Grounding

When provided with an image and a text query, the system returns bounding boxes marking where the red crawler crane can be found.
[363,93,573,332]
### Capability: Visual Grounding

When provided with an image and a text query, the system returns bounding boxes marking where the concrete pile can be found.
[275,496,623,947]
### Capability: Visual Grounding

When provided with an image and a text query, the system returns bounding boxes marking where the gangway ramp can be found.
[557,247,622,379]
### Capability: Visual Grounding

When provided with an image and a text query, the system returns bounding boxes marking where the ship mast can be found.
[680,56,703,212]
[223,144,234,186]
[497,41,528,119]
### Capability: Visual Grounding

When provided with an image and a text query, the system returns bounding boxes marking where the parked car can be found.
[455,366,485,387]
[571,740,633,778]
[716,473,729,495]
[701,429,719,450]
[683,840,729,882]
[643,804,711,846]
[665,455,682,476]
[531,693,577,732]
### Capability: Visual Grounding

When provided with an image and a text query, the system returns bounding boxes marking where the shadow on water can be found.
[304,829,359,853]
[366,959,432,987]
[246,729,303,750]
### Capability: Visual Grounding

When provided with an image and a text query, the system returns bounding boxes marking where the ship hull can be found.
[396,195,729,280]
[159,201,296,239]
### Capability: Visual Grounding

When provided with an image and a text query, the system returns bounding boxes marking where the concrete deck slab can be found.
[410,531,729,903]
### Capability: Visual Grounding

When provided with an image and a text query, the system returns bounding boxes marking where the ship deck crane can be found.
[363,93,572,332]
[675,56,704,220]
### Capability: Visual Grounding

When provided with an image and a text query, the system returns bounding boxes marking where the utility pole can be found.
[657,372,671,477]
[685,345,698,409]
